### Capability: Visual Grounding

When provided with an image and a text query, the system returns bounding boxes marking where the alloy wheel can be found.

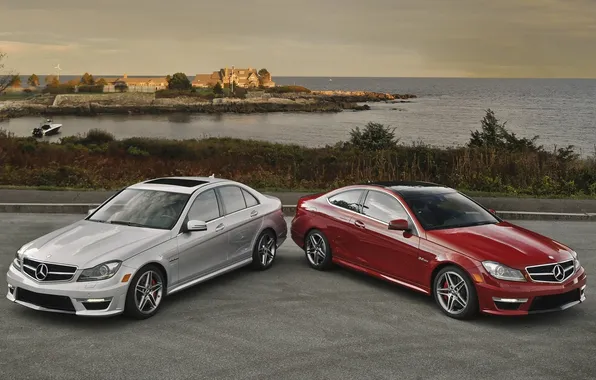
[435,271,469,315]
[306,233,326,266]
[134,270,163,314]
[258,233,276,266]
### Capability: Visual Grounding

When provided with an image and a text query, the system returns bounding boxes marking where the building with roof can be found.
[191,67,275,89]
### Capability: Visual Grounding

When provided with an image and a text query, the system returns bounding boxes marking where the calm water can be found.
[3,77,596,155]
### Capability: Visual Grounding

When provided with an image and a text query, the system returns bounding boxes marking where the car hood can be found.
[425,222,574,269]
[18,220,171,268]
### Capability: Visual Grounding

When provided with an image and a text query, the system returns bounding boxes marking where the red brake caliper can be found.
[442,280,449,301]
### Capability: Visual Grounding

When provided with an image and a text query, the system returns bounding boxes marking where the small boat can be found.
[32,119,62,137]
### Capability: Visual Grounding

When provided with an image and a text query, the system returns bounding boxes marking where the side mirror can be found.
[388,218,410,231]
[185,220,207,232]
[87,208,97,216]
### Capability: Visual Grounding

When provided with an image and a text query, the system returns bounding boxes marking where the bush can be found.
[155,89,214,100]
[265,85,311,94]
[42,84,76,94]
[77,85,105,93]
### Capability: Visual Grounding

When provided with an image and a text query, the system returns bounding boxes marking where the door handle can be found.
[215,223,225,232]
[250,210,258,217]
[354,220,365,228]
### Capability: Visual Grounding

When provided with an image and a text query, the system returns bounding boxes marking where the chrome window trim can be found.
[325,188,422,237]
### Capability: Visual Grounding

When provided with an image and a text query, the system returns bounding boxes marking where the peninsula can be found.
[0,67,417,119]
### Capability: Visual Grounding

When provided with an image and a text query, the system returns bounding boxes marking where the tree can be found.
[80,72,95,85]
[0,51,18,93]
[213,82,223,95]
[96,78,108,86]
[469,109,542,152]
[167,72,191,90]
[9,74,21,88]
[348,122,399,151]
[45,75,60,87]
[27,74,40,87]
[258,68,271,86]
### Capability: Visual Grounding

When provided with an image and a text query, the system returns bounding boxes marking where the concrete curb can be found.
[0,203,594,221]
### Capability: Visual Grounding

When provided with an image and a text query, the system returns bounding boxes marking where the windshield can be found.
[88,189,190,230]
[402,191,499,231]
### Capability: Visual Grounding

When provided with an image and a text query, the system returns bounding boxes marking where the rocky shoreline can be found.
[0,90,412,119]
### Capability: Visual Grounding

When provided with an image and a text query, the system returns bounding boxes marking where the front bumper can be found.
[6,264,130,317]
[475,266,587,316]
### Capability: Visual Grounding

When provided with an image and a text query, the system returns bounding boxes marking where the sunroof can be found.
[144,178,207,187]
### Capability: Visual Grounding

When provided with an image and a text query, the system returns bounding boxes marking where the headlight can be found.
[482,261,526,282]
[77,261,122,282]
[570,250,581,270]
[12,251,22,270]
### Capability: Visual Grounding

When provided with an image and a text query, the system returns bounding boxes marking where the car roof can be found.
[360,181,457,199]
[127,176,228,194]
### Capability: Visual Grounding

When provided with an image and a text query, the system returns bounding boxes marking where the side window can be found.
[188,189,220,222]
[242,188,259,207]
[218,186,247,215]
[328,190,363,213]
[362,191,409,223]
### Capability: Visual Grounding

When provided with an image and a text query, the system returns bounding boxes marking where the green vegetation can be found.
[27,74,40,87]
[265,85,311,94]
[166,73,192,90]
[1,109,594,197]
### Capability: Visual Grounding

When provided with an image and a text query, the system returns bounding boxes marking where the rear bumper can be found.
[476,267,587,316]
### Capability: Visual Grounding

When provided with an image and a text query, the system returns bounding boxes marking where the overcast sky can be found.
[1,0,595,77]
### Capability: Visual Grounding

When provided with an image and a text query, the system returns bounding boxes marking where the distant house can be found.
[101,74,168,92]
[192,67,275,89]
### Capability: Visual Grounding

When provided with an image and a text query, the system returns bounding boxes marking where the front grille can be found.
[22,257,77,282]
[529,289,581,312]
[16,288,75,312]
[525,259,575,283]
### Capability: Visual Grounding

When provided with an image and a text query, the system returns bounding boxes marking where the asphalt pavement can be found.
[0,214,595,380]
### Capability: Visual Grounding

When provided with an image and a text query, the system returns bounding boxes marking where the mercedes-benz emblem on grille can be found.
[35,263,49,280]
[552,264,565,281]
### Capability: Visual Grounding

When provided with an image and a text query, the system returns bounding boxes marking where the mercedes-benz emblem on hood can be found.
[35,264,49,280]
[552,264,565,281]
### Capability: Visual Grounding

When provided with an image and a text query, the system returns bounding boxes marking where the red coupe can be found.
[290,181,587,319]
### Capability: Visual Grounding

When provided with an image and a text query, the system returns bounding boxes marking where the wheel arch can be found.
[429,261,474,292]
[130,261,169,293]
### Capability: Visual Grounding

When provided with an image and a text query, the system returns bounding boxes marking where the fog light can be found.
[492,297,528,303]
[77,297,112,303]
[8,284,15,294]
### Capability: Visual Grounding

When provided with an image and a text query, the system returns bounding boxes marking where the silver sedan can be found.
[6,176,288,319]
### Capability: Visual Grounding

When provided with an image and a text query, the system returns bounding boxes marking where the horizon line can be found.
[13,74,596,80]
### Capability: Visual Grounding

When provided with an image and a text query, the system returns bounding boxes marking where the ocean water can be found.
[3,77,596,156]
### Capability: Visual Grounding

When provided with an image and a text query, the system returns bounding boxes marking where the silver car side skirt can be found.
[166,258,253,296]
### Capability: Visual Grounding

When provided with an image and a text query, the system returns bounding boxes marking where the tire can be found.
[124,264,166,320]
[304,229,333,270]
[432,265,479,320]
[251,229,277,270]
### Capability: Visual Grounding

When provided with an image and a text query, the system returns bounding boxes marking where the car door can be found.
[177,188,229,284]
[351,190,423,284]
[324,189,365,263]
[216,185,263,264]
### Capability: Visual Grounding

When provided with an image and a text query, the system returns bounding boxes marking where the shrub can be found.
[265,85,311,94]
[77,85,105,93]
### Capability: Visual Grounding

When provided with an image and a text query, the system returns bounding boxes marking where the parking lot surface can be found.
[1,214,594,380]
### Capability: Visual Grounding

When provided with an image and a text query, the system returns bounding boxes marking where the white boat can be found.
[32,119,62,137]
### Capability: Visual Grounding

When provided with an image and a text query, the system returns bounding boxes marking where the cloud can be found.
[1,0,595,77]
